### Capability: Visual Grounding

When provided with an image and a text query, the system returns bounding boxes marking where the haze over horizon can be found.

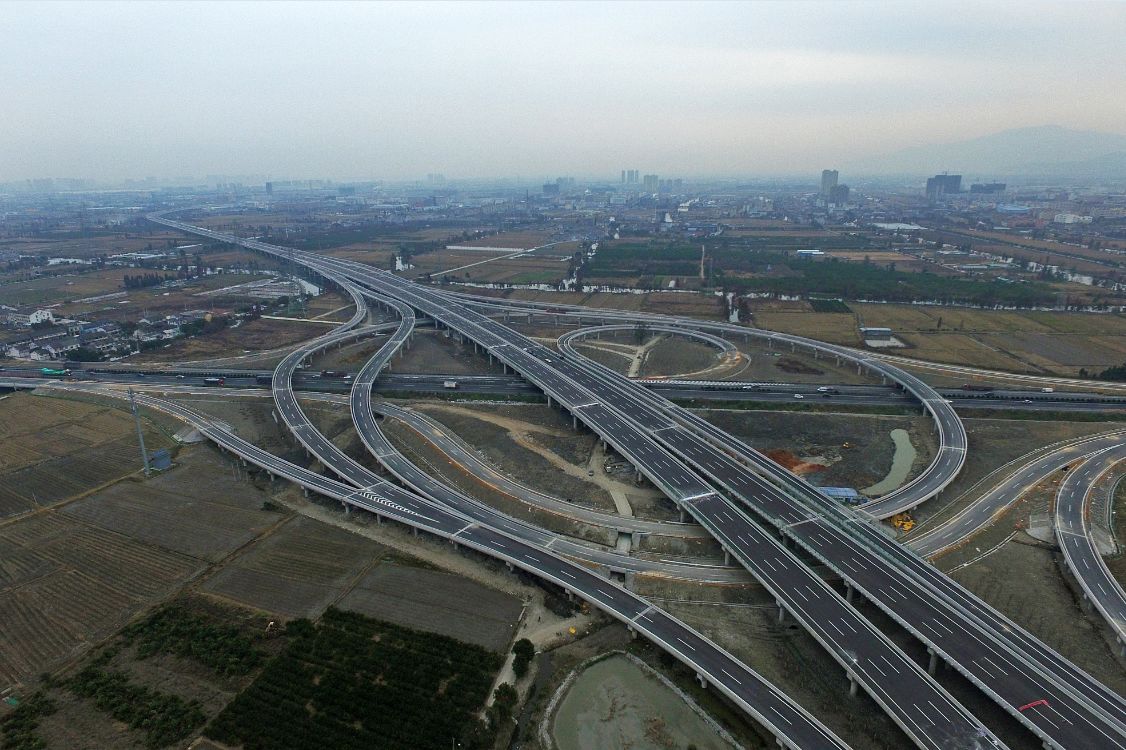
[3,0,1125,182]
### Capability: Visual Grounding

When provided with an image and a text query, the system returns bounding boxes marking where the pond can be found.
[551,654,737,750]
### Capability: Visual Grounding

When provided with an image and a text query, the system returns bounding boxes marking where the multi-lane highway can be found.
[910,431,1126,558]
[147,210,1126,748]
[1055,445,1126,656]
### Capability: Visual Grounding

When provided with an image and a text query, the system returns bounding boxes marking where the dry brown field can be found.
[0,393,174,519]
[460,230,555,249]
[131,318,323,363]
[337,563,522,652]
[0,443,287,689]
[200,515,377,618]
[752,311,862,345]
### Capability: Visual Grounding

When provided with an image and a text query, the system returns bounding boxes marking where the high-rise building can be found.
[621,170,626,184]
[828,184,850,205]
[642,174,659,192]
[970,182,1006,194]
[820,169,839,196]
[925,174,962,200]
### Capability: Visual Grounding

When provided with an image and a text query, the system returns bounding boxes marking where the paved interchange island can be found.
[5,210,1123,749]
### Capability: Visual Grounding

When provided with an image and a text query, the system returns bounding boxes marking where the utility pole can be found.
[128,388,151,477]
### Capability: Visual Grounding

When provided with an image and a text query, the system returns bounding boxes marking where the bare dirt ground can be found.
[411,402,619,512]
[698,409,937,491]
[389,328,506,376]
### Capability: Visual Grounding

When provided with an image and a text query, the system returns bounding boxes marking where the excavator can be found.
[891,513,915,533]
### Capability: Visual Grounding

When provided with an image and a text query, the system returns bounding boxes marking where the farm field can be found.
[205,608,502,750]
[751,310,862,346]
[751,303,1126,376]
[0,444,286,690]
[407,247,570,284]
[199,515,380,619]
[336,562,523,652]
[0,392,174,519]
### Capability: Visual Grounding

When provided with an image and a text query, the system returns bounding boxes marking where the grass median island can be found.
[204,608,503,750]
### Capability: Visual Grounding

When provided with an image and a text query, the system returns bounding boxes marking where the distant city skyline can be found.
[2,1,1124,181]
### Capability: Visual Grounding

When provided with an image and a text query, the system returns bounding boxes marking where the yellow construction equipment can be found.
[891,513,915,532]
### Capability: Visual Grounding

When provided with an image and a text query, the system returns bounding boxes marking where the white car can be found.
[793,394,804,399]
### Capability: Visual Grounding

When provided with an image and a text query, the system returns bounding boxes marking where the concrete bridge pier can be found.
[777,600,786,623]
[848,673,859,697]
[723,548,731,566]
[927,648,939,675]
[696,673,707,689]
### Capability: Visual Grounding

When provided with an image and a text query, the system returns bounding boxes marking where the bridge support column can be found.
[302,487,308,497]
[777,600,786,623]
[857,362,862,374]
[502,363,508,374]
[723,549,731,566]
[927,648,939,675]
[679,507,688,523]
[412,526,418,537]
[627,625,637,640]
[505,561,514,571]
[546,395,552,408]
[635,467,642,483]
[341,502,351,517]
[572,414,578,430]
[696,673,707,689]
[848,674,858,697]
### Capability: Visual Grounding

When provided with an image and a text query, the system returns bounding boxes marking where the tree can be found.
[512,639,534,678]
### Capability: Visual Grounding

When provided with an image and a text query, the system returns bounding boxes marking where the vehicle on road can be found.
[203,377,226,386]
[793,393,804,399]
[816,386,839,394]
[443,380,459,389]
[1041,387,1054,393]
[39,367,71,377]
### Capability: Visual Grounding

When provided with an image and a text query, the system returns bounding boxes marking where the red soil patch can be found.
[765,449,828,475]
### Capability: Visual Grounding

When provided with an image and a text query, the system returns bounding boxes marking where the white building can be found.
[6,308,55,327]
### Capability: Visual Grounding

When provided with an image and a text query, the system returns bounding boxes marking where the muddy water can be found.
[551,655,735,750]
[863,428,917,496]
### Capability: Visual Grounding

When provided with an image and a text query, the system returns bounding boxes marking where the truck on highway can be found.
[203,377,226,386]
[320,370,346,378]
[443,380,459,389]
[39,368,71,377]
[1040,387,1054,393]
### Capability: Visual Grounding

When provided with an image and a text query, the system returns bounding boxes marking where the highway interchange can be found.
[4,209,1123,749]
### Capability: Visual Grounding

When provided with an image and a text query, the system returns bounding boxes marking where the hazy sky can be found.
[2,0,1124,181]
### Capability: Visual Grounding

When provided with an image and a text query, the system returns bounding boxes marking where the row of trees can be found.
[122,272,173,289]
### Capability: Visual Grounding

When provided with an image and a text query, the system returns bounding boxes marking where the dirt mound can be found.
[774,357,824,375]
[765,449,828,475]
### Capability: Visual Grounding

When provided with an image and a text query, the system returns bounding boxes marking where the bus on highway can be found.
[40,368,71,377]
